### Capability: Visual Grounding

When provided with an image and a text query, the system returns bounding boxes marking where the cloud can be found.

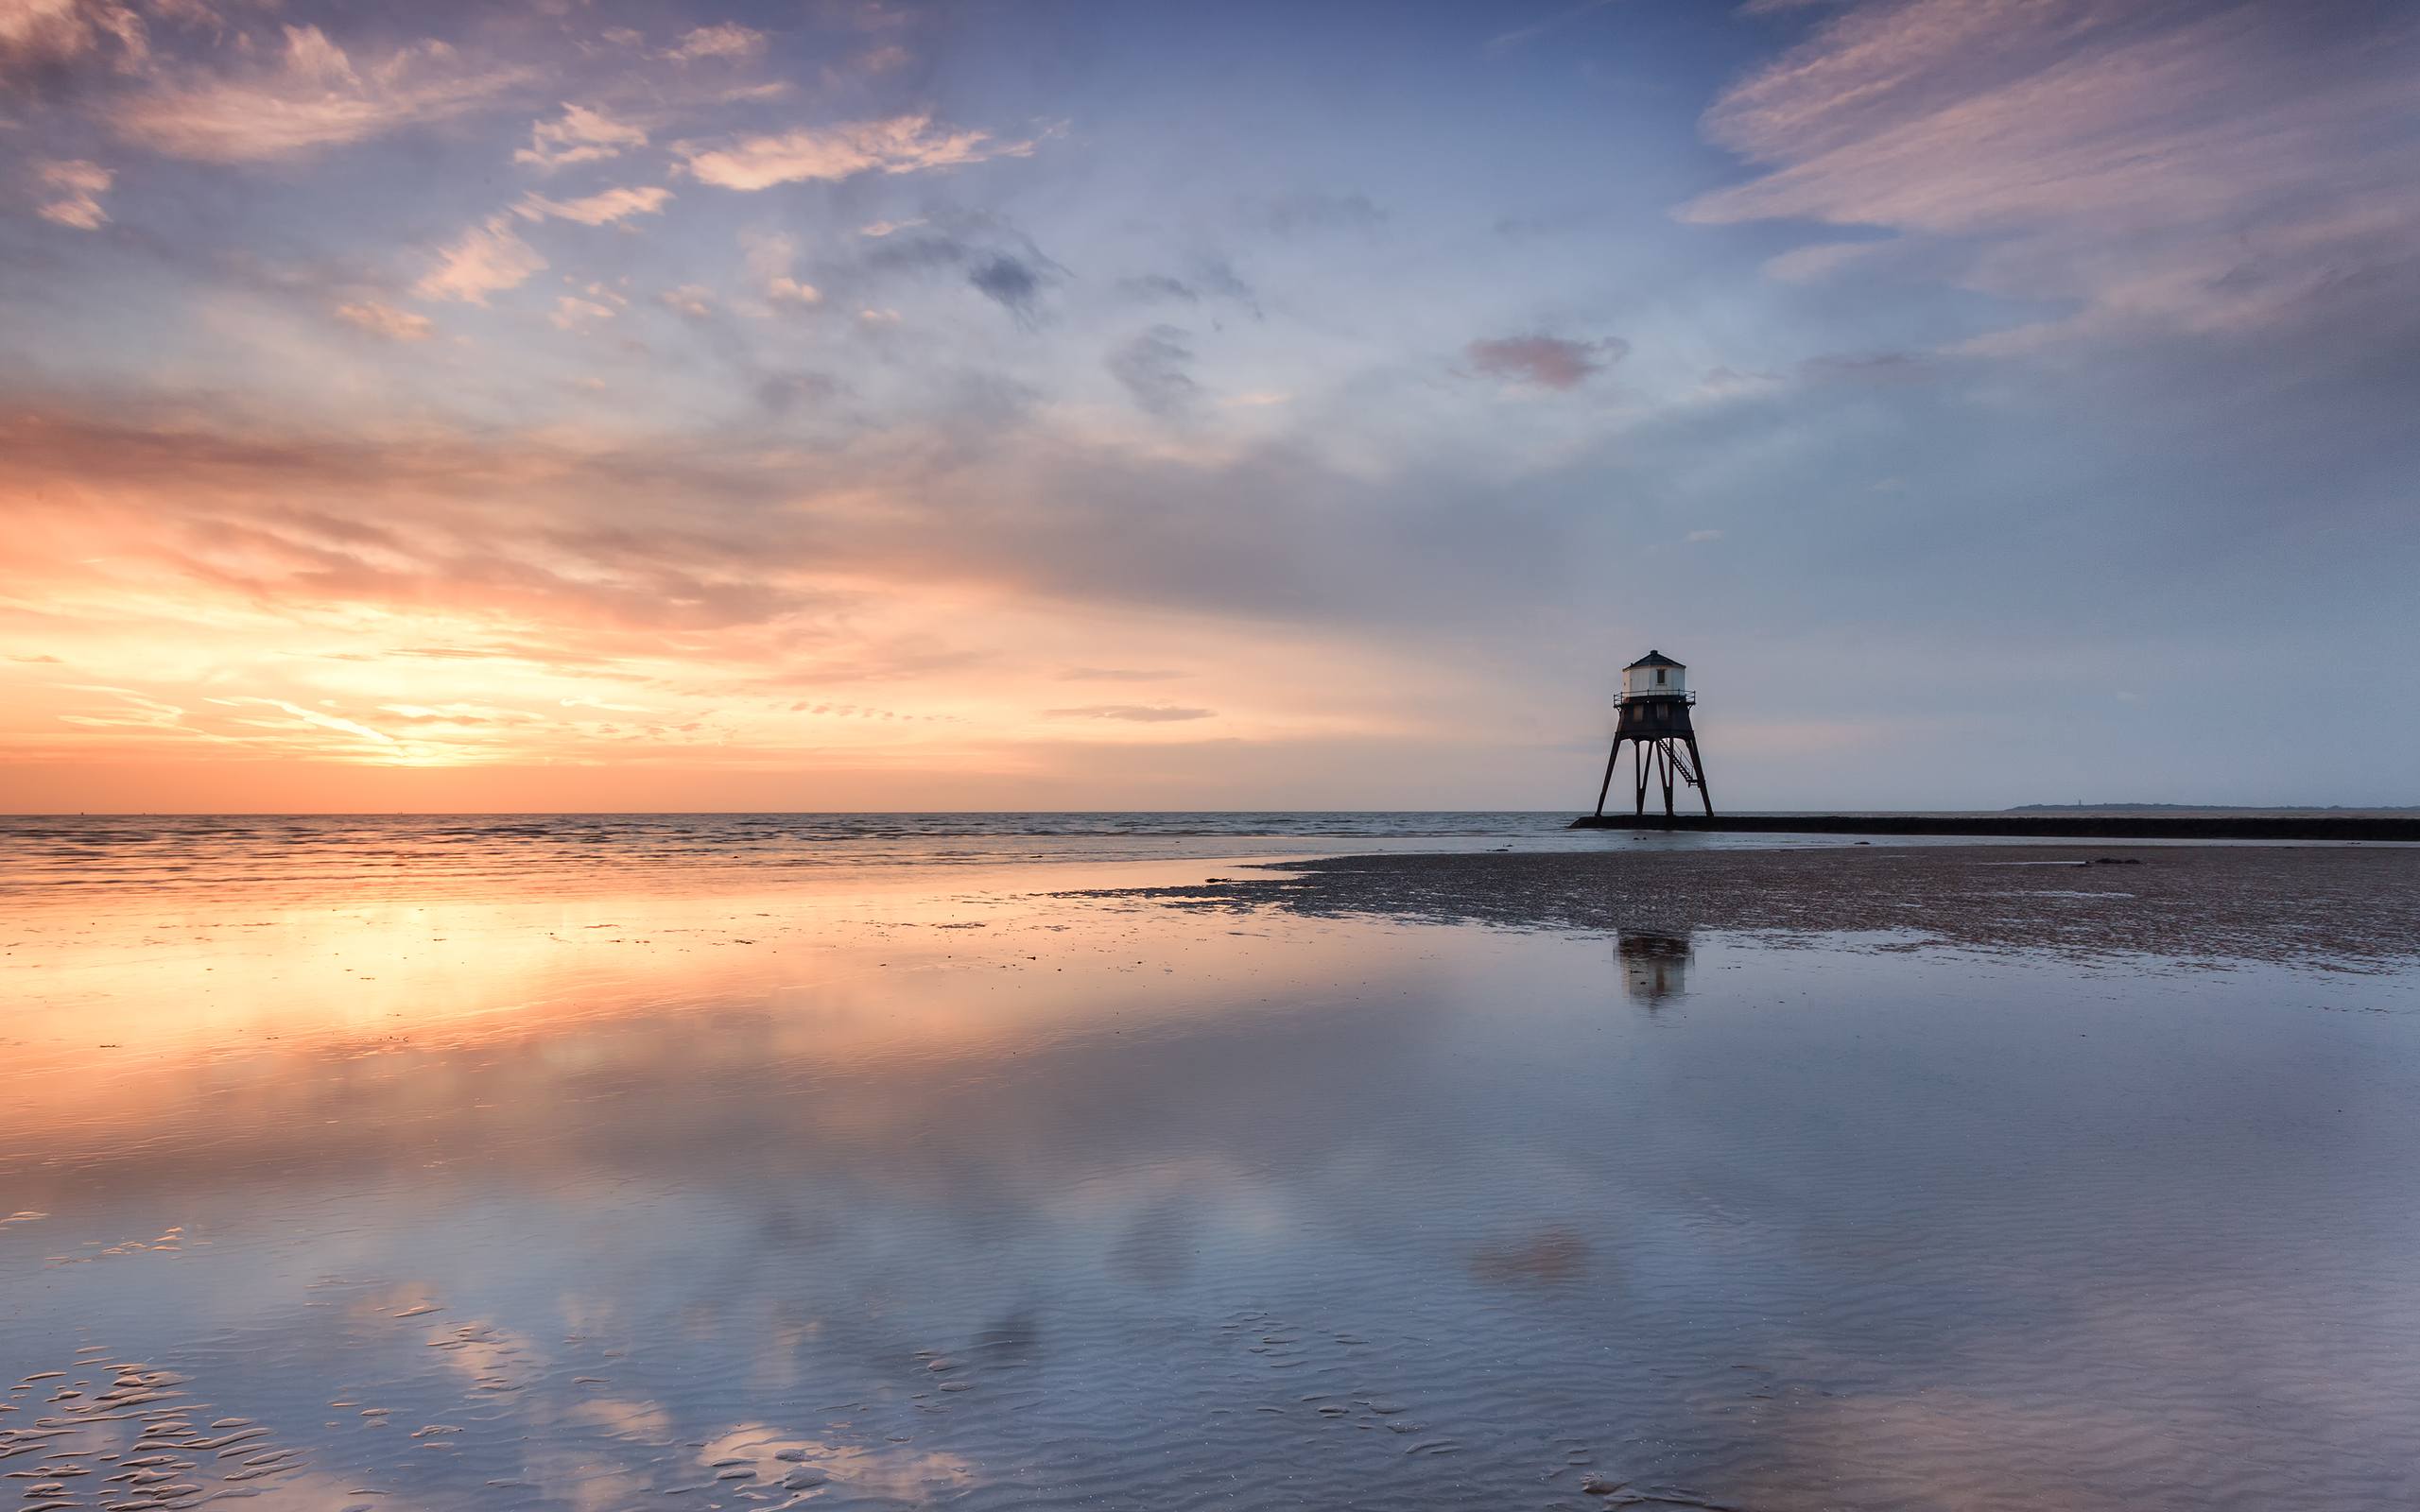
[0,396,1513,655]
[677,113,1038,191]
[660,284,715,318]
[1803,351,1930,382]
[1045,705,1216,722]
[1485,0,1622,57]
[0,0,147,83]
[755,371,838,412]
[1253,191,1386,236]
[1761,238,1901,284]
[334,300,434,341]
[0,406,839,647]
[1119,259,1258,317]
[550,294,615,332]
[1189,257,1257,308]
[1464,334,1628,389]
[514,185,672,227]
[34,159,112,229]
[111,24,528,163]
[742,230,820,306]
[415,215,546,304]
[1107,326,1200,416]
[968,254,1044,318]
[806,217,1066,321]
[231,696,395,747]
[666,22,765,61]
[1119,274,1196,304]
[515,103,647,171]
[1683,0,2420,343]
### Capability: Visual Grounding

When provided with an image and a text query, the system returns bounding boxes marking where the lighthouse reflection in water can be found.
[1618,929,1694,1005]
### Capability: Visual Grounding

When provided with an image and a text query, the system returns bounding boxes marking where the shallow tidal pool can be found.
[7,856,2419,1511]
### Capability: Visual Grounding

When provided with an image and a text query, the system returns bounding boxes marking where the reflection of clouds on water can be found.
[1618,929,1693,1005]
[425,1318,544,1396]
[217,1470,444,1512]
[1469,1227,1589,1285]
[8,871,2420,1511]
[346,1281,442,1324]
[1109,1194,1201,1286]
[696,1422,977,1503]
[745,1309,825,1392]
[1737,1382,2411,1512]
[518,1442,659,1512]
[564,1396,672,1439]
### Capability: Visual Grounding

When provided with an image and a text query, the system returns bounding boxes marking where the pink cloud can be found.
[333,301,435,341]
[1685,0,2420,340]
[1464,335,1627,389]
[514,185,672,227]
[34,159,112,230]
[111,24,528,163]
[515,103,648,172]
[415,215,546,304]
[666,22,765,62]
[677,113,1039,191]
[0,0,148,80]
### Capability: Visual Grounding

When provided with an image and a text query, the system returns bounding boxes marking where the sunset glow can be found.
[10,14,2419,1504]
[6,1,2416,811]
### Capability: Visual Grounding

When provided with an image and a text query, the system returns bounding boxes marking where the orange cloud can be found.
[0,404,1479,807]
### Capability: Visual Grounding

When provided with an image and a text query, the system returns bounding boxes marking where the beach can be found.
[1085,841,2420,969]
[6,818,2419,1511]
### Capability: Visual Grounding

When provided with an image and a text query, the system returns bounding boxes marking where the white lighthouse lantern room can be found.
[1620,653,1686,701]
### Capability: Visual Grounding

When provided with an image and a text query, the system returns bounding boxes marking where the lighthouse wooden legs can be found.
[1591,734,1715,819]
[1593,735,1624,818]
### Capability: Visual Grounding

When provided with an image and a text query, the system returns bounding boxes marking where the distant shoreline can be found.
[1570,813,2420,842]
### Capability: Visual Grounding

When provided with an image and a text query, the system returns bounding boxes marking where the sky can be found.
[3,0,2416,813]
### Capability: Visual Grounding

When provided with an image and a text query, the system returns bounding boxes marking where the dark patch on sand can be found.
[1074,846,2420,970]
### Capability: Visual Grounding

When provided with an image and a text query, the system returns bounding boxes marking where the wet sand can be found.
[1085,842,2420,970]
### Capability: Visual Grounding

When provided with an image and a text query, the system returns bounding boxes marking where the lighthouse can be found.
[1592,650,1714,819]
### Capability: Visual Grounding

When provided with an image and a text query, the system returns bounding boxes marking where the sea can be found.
[0,810,1856,900]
